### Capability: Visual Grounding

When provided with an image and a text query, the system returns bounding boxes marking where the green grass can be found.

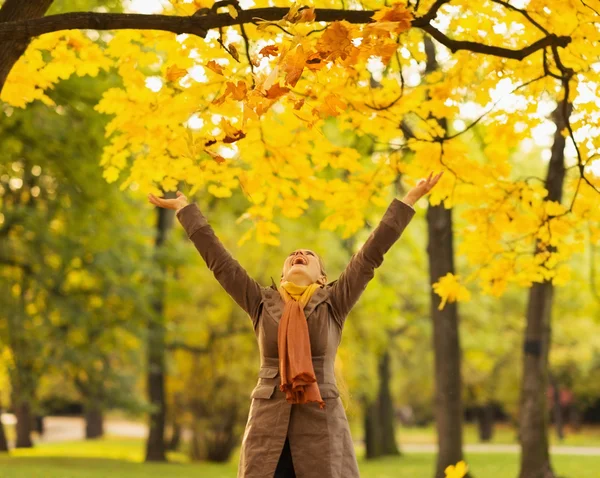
[1,438,600,478]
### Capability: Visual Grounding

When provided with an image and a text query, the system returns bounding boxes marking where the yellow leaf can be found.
[226,4,238,19]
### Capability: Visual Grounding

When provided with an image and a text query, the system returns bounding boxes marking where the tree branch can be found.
[0,7,572,65]
[421,24,571,60]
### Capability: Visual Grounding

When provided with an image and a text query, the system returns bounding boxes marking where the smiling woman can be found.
[282,249,326,286]
[147,171,442,478]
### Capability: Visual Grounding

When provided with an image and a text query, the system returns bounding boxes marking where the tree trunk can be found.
[364,351,401,458]
[145,195,175,462]
[549,373,564,441]
[377,351,400,456]
[477,402,495,442]
[427,203,464,478]
[364,400,382,459]
[167,421,182,451]
[518,99,572,478]
[85,405,104,439]
[422,35,464,478]
[0,0,54,93]
[0,399,8,452]
[14,399,33,448]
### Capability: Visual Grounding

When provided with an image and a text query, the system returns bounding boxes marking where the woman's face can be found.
[281,249,325,286]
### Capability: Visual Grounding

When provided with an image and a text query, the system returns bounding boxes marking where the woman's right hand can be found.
[148,191,189,213]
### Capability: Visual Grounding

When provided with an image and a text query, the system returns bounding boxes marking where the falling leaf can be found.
[265,83,290,99]
[371,3,413,33]
[316,22,355,61]
[227,43,240,61]
[206,60,224,75]
[220,118,247,143]
[305,51,325,71]
[212,81,248,105]
[166,65,187,82]
[283,44,307,87]
[259,45,279,57]
[204,148,226,163]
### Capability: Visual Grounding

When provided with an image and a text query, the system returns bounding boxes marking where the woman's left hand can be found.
[402,171,444,206]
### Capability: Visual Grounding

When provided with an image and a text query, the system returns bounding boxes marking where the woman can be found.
[148,171,443,478]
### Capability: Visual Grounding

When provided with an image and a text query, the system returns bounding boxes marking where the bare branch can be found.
[421,24,571,60]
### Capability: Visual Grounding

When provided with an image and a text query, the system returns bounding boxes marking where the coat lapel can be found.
[262,282,329,323]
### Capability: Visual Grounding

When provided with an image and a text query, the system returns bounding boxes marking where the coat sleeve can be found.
[329,199,416,322]
[176,203,262,320]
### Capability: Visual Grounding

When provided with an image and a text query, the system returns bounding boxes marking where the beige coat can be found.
[176,199,415,478]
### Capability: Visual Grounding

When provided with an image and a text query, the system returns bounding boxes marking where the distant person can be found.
[148,171,443,478]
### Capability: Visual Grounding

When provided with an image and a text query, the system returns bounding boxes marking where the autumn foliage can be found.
[2,0,600,309]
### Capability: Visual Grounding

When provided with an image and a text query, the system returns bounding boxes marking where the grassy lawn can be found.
[1,438,600,478]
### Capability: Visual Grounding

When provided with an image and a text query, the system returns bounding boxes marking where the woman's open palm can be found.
[411,171,444,200]
[148,191,188,211]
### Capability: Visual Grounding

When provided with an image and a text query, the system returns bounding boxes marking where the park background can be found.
[1,1,600,477]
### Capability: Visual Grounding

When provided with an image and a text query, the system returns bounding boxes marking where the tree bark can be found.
[145,194,176,462]
[549,373,564,441]
[14,399,33,448]
[0,399,8,452]
[518,99,572,478]
[422,35,464,478]
[0,0,54,91]
[427,204,464,478]
[477,402,495,442]
[85,404,104,439]
[379,351,401,456]
[364,400,381,459]
[364,350,400,458]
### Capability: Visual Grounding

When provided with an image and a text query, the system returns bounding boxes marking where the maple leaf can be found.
[212,81,248,105]
[316,22,355,61]
[259,45,279,58]
[371,3,413,33]
[313,93,346,118]
[265,83,290,99]
[205,60,224,75]
[305,51,325,71]
[283,45,307,87]
[165,65,187,82]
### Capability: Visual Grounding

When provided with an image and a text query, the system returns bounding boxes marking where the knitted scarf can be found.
[277,281,325,409]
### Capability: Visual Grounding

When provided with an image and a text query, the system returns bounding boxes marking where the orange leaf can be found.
[204,148,226,163]
[206,60,224,75]
[265,83,290,99]
[371,4,413,33]
[283,45,307,87]
[259,45,279,57]
[316,22,355,61]
[166,65,187,82]
[305,51,325,71]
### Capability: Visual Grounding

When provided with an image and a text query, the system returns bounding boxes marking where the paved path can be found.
[3,415,600,455]
[401,444,600,456]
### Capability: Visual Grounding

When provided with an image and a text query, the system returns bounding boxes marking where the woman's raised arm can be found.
[149,192,262,322]
[329,171,443,323]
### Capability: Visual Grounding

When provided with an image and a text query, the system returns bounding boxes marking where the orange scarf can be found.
[278,281,325,409]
